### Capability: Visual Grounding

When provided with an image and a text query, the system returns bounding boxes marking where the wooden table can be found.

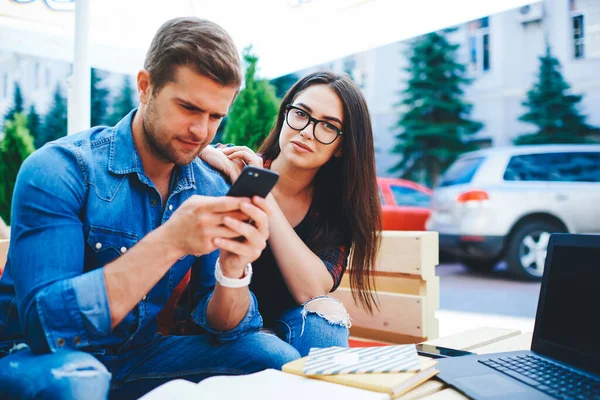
[401,327,533,399]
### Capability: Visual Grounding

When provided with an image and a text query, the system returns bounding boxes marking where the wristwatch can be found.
[214,258,253,288]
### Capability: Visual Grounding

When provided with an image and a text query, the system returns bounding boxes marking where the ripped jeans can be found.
[0,345,111,400]
[273,296,351,357]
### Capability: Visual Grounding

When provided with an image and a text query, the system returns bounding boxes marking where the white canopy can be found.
[1,0,535,78]
[1,0,536,132]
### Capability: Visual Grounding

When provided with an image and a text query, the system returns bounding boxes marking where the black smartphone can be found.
[226,166,279,198]
[415,343,474,359]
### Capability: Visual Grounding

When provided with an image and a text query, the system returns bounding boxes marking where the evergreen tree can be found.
[270,73,299,99]
[4,82,25,123]
[108,75,136,126]
[515,45,599,144]
[26,104,41,148]
[390,30,483,187]
[0,113,35,223]
[223,47,279,150]
[91,68,110,126]
[37,83,67,148]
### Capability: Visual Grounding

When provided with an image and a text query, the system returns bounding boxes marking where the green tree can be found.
[515,45,599,145]
[37,83,67,148]
[26,104,41,147]
[91,68,110,126]
[223,46,279,150]
[390,30,483,187]
[270,73,299,99]
[0,113,35,223]
[108,75,136,126]
[4,82,25,123]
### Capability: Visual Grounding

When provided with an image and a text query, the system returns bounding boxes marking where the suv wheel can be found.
[506,221,565,280]
[460,258,497,273]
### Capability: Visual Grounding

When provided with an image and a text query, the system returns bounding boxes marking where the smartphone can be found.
[226,166,279,198]
[415,343,474,359]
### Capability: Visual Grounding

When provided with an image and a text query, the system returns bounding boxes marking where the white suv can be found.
[426,144,600,280]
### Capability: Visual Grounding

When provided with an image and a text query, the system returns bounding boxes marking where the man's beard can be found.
[141,102,203,166]
[142,116,176,164]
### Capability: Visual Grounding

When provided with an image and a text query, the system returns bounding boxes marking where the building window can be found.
[482,33,490,71]
[343,56,366,88]
[573,14,585,59]
[34,62,40,90]
[467,17,491,74]
[45,67,51,88]
[570,0,600,59]
[2,73,7,100]
[2,73,7,99]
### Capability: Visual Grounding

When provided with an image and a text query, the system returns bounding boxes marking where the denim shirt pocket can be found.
[86,226,138,268]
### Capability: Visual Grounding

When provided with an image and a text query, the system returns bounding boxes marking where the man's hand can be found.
[163,195,252,258]
[214,196,270,278]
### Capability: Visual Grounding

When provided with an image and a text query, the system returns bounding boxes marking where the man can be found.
[0,17,300,399]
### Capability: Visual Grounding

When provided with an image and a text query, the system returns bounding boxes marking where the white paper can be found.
[139,369,391,400]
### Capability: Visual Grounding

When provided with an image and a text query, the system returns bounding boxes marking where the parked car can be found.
[378,177,432,231]
[426,144,600,280]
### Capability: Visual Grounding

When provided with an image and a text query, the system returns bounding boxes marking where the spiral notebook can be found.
[283,353,438,398]
[303,345,422,375]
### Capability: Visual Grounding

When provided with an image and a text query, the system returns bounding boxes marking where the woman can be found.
[203,71,381,356]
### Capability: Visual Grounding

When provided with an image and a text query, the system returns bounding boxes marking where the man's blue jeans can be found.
[274,296,351,357]
[0,332,299,400]
[102,331,300,399]
[0,346,111,400]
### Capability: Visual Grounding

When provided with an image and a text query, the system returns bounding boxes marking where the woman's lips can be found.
[291,141,313,153]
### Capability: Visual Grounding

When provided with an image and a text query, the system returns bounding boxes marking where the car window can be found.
[378,186,385,205]
[390,185,431,207]
[504,152,600,182]
[438,157,485,187]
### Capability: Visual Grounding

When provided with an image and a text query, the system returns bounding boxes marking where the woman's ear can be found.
[334,147,343,158]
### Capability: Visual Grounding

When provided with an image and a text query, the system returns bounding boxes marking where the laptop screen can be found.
[533,237,600,372]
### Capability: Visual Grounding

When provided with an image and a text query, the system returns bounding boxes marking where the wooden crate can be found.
[335,231,440,344]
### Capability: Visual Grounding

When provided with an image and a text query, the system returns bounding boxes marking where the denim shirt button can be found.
[142,295,147,301]
[95,242,102,250]
[57,338,65,347]
[151,200,158,206]
[168,205,173,211]
[120,247,127,254]
[73,336,81,346]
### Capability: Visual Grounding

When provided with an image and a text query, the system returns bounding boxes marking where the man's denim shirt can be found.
[0,110,262,354]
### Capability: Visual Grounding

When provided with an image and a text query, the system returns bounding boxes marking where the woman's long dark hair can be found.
[259,71,381,313]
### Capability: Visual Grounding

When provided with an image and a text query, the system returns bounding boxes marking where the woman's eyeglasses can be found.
[285,105,343,145]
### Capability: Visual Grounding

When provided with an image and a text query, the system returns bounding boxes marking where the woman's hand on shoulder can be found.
[200,145,246,181]
[221,146,264,170]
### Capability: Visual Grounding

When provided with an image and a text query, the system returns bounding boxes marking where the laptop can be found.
[435,233,600,399]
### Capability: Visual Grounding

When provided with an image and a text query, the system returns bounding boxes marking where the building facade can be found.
[1,0,599,177]
[297,0,600,176]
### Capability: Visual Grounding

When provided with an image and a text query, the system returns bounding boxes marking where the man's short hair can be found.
[144,17,242,92]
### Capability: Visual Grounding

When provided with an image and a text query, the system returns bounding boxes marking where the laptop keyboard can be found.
[479,354,600,399]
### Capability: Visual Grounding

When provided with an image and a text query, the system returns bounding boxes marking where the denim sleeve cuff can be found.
[35,269,111,352]
[71,269,111,337]
[190,290,262,341]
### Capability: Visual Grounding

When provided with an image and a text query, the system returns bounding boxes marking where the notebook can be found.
[303,345,422,375]
[139,369,390,400]
[283,355,438,398]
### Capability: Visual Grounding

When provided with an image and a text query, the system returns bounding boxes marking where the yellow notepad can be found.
[283,356,438,399]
